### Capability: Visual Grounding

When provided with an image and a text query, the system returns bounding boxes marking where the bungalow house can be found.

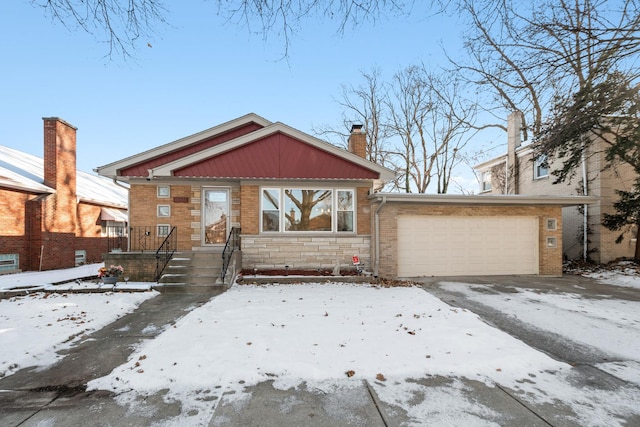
[97,113,592,281]
[0,117,128,273]
[475,112,637,263]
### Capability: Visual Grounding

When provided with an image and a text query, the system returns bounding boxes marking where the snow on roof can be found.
[0,144,127,208]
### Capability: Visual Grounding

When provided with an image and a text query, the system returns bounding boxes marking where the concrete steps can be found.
[157,250,224,288]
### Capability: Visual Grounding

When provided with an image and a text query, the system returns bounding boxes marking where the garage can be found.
[396,215,539,276]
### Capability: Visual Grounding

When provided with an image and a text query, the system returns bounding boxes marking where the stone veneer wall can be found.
[241,235,371,271]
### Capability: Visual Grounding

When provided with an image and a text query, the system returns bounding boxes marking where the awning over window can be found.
[100,207,128,222]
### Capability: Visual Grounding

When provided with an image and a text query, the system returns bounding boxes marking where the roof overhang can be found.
[369,193,599,207]
[100,207,128,222]
[95,113,273,178]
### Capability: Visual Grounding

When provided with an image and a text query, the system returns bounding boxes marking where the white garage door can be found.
[397,216,539,276]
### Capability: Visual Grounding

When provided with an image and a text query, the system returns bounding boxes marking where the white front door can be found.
[202,188,229,245]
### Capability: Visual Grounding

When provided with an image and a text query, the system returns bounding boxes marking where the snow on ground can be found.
[570,260,640,289]
[440,282,640,365]
[0,264,157,378]
[0,263,104,290]
[87,282,640,427]
[0,291,156,378]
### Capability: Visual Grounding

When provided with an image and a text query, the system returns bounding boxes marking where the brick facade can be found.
[0,118,126,273]
[371,201,564,277]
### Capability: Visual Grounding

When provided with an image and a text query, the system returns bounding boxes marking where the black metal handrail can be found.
[221,227,241,282]
[154,226,177,281]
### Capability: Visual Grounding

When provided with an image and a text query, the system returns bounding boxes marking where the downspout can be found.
[581,140,588,261]
[374,195,387,278]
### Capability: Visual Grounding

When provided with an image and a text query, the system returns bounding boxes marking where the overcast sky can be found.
[1,2,495,192]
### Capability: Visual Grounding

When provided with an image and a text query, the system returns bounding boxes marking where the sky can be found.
[0,1,492,193]
[1,265,639,425]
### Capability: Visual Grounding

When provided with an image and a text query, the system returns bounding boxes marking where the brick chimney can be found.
[348,124,367,159]
[42,117,78,231]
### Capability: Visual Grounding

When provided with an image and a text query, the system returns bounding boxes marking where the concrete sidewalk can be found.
[1,277,638,426]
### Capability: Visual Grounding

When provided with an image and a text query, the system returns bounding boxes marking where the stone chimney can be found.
[348,124,367,159]
[42,117,78,231]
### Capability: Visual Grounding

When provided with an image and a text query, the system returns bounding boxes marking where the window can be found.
[261,188,355,233]
[546,237,557,248]
[535,155,549,179]
[285,189,332,231]
[546,218,557,231]
[157,224,170,237]
[262,188,280,231]
[157,185,170,198]
[481,171,492,192]
[337,190,355,232]
[75,250,87,266]
[157,205,171,217]
[0,254,19,272]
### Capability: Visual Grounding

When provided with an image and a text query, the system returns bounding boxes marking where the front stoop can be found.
[156,250,224,291]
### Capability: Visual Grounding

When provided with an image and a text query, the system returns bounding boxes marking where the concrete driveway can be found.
[1,275,639,426]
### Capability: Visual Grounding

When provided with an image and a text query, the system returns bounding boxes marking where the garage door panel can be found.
[397,216,538,276]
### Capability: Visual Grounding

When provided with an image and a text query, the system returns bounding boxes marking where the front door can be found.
[202,188,229,245]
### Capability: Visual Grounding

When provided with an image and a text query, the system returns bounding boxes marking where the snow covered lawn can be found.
[0,290,157,378]
[87,282,640,426]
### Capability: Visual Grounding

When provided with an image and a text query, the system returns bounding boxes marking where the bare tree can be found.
[31,0,167,57]
[452,0,640,139]
[313,67,391,165]
[385,65,477,193]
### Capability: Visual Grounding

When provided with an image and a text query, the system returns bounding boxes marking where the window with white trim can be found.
[262,188,280,232]
[157,205,171,217]
[261,188,356,233]
[157,224,170,237]
[157,185,170,198]
[534,155,549,179]
[481,171,492,192]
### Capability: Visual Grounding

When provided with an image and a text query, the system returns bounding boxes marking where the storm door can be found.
[202,188,229,245]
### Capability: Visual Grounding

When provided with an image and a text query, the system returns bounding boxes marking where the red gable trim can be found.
[120,122,264,177]
[173,132,379,179]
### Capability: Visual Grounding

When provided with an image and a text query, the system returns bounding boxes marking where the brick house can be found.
[475,111,636,263]
[0,118,128,273]
[97,113,591,279]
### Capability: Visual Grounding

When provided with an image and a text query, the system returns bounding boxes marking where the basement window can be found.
[0,254,19,272]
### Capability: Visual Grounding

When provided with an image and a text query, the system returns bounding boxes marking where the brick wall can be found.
[372,201,563,278]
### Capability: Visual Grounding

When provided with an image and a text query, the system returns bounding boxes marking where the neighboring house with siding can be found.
[475,111,636,263]
[0,117,128,273]
[97,113,591,279]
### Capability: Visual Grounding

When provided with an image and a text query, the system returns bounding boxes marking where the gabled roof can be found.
[96,114,395,182]
[96,113,272,178]
[0,144,128,208]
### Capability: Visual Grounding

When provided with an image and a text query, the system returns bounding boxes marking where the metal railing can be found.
[221,227,241,282]
[154,227,178,282]
[106,225,128,252]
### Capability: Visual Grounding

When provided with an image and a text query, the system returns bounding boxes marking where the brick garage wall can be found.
[372,202,563,278]
[241,235,371,271]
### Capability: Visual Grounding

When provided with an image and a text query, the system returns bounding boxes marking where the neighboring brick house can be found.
[97,113,590,278]
[0,118,128,273]
[475,112,637,263]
